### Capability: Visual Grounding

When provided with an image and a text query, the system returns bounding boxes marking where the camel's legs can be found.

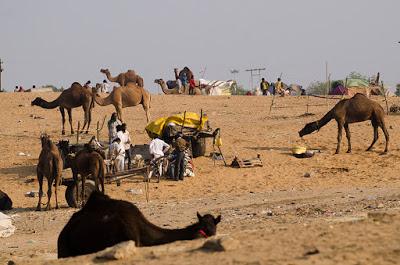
[36,172,43,211]
[143,105,150,123]
[81,176,86,207]
[344,123,351,153]
[380,122,389,153]
[81,106,88,133]
[54,177,59,209]
[46,177,54,210]
[116,105,123,122]
[367,120,379,151]
[87,105,92,134]
[335,121,343,154]
[67,108,74,135]
[60,107,66,135]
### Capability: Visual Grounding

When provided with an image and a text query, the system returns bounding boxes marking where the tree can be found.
[395,84,400,97]
[347,71,369,82]
[307,81,328,95]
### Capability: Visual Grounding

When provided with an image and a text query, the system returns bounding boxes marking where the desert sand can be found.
[0,92,399,264]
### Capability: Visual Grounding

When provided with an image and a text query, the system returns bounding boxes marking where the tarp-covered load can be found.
[145,112,209,139]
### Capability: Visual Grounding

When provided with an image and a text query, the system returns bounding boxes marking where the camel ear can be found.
[214,215,221,225]
[197,212,202,220]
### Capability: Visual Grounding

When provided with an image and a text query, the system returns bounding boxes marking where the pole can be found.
[0,59,3,92]
[246,68,266,91]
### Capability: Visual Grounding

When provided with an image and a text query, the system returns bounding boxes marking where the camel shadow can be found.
[0,165,36,179]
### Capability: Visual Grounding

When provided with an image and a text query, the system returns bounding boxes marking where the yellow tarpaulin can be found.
[145,112,208,139]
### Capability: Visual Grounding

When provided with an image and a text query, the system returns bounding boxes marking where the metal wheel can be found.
[65,180,96,208]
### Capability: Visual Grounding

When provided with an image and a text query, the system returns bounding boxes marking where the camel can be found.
[58,191,221,258]
[100,68,144,87]
[36,134,63,211]
[91,84,151,122]
[69,147,105,206]
[154,79,202,95]
[299,93,389,154]
[31,82,93,135]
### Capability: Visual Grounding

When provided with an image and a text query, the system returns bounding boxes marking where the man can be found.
[117,123,132,169]
[107,113,121,144]
[260,78,269,95]
[109,138,125,172]
[149,137,170,161]
[83,80,91,89]
[101,79,112,93]
[173,134,189,181]
[275,78,284,96]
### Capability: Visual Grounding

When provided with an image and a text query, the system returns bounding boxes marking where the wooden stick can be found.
[181,111,186,133]
[269,94,275,114]
[381,81,389,115]
[306,95,310,114]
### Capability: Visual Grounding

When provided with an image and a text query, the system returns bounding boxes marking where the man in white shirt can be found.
[108,113,122,144]
[149,138,170,160]
[109,138,125,172]
[117,123,132,169]
[101,80,112,93]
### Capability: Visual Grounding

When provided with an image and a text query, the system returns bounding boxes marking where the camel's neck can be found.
[35,98,60,109]
[105,72,118,83]
[159,82,172,95]
[93,93,113,106]
[140,222,202,246]
[317,109,334,129]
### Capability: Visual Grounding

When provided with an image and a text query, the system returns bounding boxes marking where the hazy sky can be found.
[0,0,399,92]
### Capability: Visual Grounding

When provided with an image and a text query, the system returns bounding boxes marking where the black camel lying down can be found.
[58,191,221,258]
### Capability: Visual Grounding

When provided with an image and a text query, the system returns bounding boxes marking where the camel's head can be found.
[31,97,44,107]
[154,79,164,85]
[299,121,319,137]
[40,133,51,149]
[100,68,109,75]
[196,212,221,237]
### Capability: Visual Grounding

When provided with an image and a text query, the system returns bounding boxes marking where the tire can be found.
[191,138,206,158]
[65,180,96,208]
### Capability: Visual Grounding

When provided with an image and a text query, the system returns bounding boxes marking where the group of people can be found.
[259,77,285,96]
[84,80,113,93]
[174,67,197,95]
[106,113,191,181]
[107,113,132,172]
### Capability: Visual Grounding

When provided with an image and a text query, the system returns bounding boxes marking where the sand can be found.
[0,92,399,264]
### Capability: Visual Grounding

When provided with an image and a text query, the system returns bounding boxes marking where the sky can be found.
[0,0,399,92]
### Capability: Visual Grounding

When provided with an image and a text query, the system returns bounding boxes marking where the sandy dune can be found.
[0,92,399,264]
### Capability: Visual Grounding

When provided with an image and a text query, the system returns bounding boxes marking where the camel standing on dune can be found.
[101,68,144,87]
[154,79,202,95]
[31,82,93,135]
[58,191,221,258]
[299,93,389,154]
[92,84,151,122]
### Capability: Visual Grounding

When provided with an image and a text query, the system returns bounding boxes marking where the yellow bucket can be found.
[292,145,307,155]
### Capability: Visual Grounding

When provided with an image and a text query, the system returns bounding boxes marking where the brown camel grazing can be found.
[101,68,144,87]
[36,134,63,211]
[31,82,93,135]
[92,84,151,122]
[299,93,389,154]
[154,78,202,95]
[58,191,221,258]
[69,148,105,206]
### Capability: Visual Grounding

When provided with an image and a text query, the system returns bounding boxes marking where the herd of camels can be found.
[31,67,202,135]
[31,68,152,135]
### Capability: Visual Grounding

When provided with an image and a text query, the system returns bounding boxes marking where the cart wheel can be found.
[192,138,206,158]
[65,180,96,208]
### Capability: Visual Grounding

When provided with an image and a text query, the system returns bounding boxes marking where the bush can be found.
[307,81,329,95]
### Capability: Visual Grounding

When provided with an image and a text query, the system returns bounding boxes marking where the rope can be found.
[307,94,343,100]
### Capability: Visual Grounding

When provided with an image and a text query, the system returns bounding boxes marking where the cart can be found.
[57,139,149,208]
[62,166,149,208]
